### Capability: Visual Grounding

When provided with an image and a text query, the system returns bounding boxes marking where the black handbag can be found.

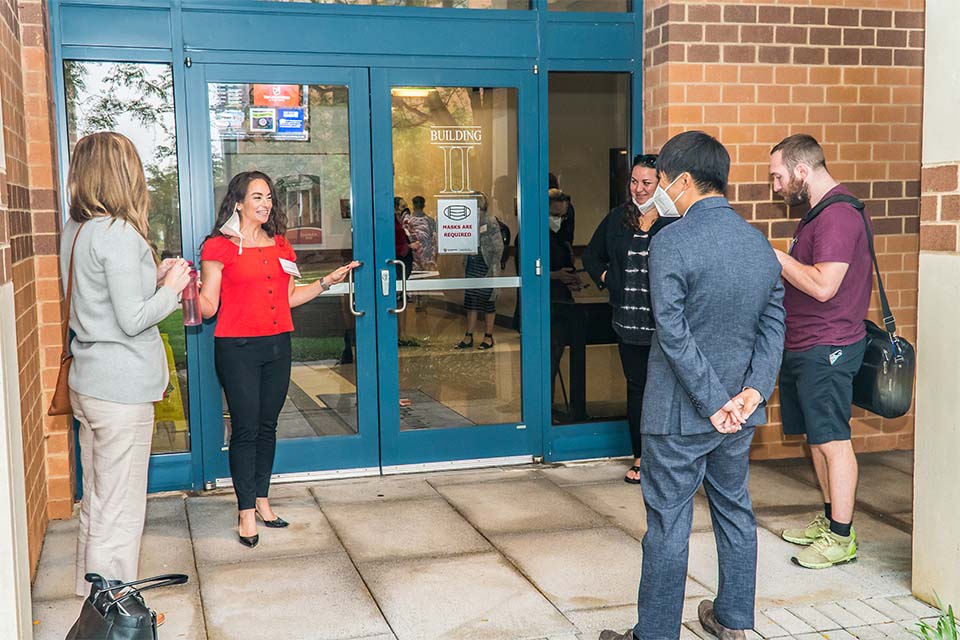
[800,194,915,419]
[66,573,188,640]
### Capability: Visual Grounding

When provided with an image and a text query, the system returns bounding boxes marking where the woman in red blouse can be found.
[198,171,357,548]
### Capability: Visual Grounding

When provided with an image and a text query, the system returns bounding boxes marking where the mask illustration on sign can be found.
[649,175,684,218]
[443,204,472,221]
[220,208,245,254]
[548,215,564,234]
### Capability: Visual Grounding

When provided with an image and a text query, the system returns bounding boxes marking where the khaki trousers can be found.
[70,390,154,597]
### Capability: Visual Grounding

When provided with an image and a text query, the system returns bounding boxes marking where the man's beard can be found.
[782,175,810,207]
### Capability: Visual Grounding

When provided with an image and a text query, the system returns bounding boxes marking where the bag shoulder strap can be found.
[60,222,86,356]
[801,194,897,337]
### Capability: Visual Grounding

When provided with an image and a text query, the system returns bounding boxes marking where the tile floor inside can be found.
[31,450,940,640]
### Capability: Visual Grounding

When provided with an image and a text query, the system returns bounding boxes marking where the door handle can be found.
[386,259,408,315]
[348,261,364,317]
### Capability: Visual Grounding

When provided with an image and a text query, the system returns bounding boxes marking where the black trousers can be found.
[215,333,292,511]
[618,341,651,459]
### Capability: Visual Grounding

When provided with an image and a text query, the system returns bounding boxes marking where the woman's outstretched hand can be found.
[325,261,361,286]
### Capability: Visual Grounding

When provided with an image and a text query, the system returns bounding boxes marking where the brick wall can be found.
[919,164,959,250]
[642,0,923,459]
[1,0,66,577]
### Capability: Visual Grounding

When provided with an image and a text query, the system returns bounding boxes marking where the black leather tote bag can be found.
[66,573,188,640]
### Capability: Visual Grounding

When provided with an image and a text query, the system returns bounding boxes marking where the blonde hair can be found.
[68,132,151,242]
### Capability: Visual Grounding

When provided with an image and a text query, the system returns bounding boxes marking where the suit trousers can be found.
[215,333,292,511]
[634,428,757,640]
[70,390,154,596]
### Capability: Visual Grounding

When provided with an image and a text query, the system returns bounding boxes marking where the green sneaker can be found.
[781,514,830,545]
[792,530,858,569]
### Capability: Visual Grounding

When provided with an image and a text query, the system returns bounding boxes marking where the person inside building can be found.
[394,196,419,346]
[198,171,358,548]
[600,130,784,640]
[768,134,872,570]
[583,153,678,484]
[61,131,192,596]
[547,187,585,417]
[456,192,503,350]
[407,195,437,272]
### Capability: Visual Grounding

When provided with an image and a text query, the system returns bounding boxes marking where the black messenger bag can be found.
[801,194,915,419]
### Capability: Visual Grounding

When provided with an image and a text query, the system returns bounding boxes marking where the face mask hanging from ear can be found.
[220,207,244,254]
[649,174,684,218]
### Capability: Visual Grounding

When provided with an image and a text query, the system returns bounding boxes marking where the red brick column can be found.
[642,0,924,458]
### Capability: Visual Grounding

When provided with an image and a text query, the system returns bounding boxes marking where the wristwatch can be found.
[319,277,331,292]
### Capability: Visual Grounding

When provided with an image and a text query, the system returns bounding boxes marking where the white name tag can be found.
[279,258,301,278]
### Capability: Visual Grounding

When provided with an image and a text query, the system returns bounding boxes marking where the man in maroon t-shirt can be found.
[768,134,872,570]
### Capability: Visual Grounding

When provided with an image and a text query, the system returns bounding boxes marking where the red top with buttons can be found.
[200,235,297,338]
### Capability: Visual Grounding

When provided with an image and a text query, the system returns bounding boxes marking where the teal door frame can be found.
[370,67,543,470]
[184,63,383,483]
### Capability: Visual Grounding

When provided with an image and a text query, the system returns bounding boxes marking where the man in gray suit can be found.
[600,131,785,640]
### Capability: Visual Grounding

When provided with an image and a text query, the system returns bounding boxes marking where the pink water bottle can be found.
[181,269,201,326]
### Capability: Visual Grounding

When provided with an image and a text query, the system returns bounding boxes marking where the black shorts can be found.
[779,338,866,446]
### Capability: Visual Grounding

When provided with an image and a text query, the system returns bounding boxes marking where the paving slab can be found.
[32,596,83,640]
[756,511,912,597]
[819,630,859,640]
[861,597,916,622]
[752,610,792,638]
[492,527,709,613]
[187,494,341,566]
[864,451,913,477]
[749,465,823,509]
[425,466,544,486]
[835,600,893,625]
[311,476,439,504]
[31,518,80,601]
[872,621,915,640]
[762,608,816,636]
[565,482,714,538]
[813,602,870,628]
[435,478,607,535]
[144,584,207,639]
[360,552,576,640]
[847,625,890,640]
[199,552,390,640]
[855,463,913,515]
[139,495,198,581]
[323,498,491,562]
[787,604,842,631]
[886,595,940,618]
[539,459,637,486]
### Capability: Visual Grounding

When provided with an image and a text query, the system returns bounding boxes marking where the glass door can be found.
[370,69,542,470]
[185,64,381,484]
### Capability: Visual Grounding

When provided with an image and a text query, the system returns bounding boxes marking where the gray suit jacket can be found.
[641,196,785,436]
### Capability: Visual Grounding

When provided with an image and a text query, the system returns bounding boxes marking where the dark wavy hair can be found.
[622,153,657,231]
[208,171,287,240]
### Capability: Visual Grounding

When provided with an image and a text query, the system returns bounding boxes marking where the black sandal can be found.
[455,332,474,349]
[623,465,641,485]
[477,333,495,350]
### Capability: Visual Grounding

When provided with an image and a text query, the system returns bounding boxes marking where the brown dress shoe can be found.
[698,600,746,640]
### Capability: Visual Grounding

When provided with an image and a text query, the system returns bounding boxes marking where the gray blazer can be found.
[641,196,785,436]
[60,216,179,404]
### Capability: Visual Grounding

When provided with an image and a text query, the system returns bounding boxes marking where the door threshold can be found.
[382,455,534,475]
[209,466,380,489]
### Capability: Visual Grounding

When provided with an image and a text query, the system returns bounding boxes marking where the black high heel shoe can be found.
[455,332,474,349]
[238,515,259,548]
[256,510,289,528]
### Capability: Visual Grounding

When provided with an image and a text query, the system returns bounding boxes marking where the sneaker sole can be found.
[791,553,858,569]
[781,533,817,546]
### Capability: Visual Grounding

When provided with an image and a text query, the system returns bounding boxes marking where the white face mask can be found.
[650,175,684,218]
[548,215,564,233]
[636,197,657,214]
[220,208,244,254]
